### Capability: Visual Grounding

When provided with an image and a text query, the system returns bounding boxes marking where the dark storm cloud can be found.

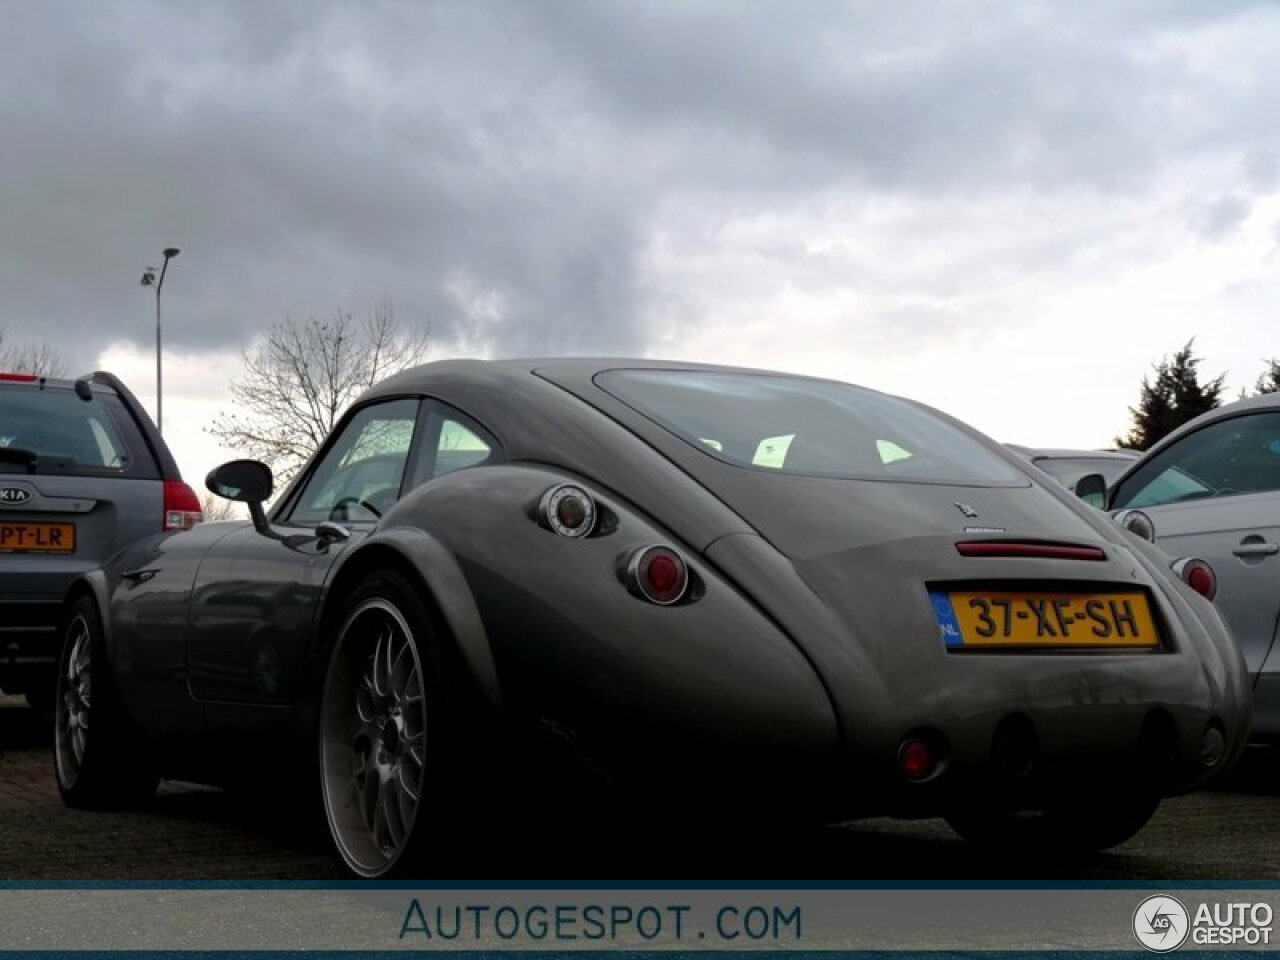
[1,0,1277,370]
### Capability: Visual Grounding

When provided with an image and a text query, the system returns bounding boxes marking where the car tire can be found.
[319,570,470,878]
[53,594,158,809]
[945,793,1160,854]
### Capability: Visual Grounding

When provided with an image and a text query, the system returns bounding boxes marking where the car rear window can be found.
[1035,456,1133,487]
[0,384,155,478]
[597,369,1025,487]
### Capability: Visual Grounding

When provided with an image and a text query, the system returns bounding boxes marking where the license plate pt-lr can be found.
[0,522,76,553]
[930,589,1160,649]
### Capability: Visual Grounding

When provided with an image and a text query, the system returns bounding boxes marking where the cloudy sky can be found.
[3,1,1279,485]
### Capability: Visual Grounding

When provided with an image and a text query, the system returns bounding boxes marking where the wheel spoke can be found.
[380,777,406,851]
[371,626,393,697]
[356,666,377,722]
[360,757,381,833]
[390,640,413,700]
[396,758,421,802]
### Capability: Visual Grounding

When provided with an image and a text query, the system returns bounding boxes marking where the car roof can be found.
[1007,445,1139,461]
[1121,391,1280,465]
[363,356,831,394]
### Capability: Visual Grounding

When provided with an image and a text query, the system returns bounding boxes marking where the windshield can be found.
[597,370,1025,487]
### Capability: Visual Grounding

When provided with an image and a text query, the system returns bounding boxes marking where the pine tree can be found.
[1254,358,1280,395]
[1118,340,1224,450]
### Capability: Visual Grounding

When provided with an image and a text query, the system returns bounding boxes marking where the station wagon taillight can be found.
[0,372,39,382]
[164,480,204,531]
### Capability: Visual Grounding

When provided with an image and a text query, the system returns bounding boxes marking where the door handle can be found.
[1232,542,1279,558]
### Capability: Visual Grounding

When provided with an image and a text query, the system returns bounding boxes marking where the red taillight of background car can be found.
[625,544,689,605]
[163,480,204,531]
[0,372,39,382]
[1172,557,1217,601]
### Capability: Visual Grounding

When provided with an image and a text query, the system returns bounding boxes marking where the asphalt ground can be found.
[2,694,1278,881]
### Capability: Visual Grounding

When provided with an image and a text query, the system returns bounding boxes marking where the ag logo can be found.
[1133,895,1190,952]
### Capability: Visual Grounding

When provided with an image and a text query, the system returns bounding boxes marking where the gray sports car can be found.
[54,359,1249,877]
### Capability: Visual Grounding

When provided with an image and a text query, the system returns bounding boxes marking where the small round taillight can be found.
[1172,557,1217,601]
[625,545,689,605]
[539,484,597,538]
[1114,509,1156,542]
[897,738,934,780]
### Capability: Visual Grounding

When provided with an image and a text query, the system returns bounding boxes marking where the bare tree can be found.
[0,331,65,377]
[207,300,428,482]
[199,492,243,521]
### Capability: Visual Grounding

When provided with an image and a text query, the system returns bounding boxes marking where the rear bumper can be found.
[864,692,1241,819]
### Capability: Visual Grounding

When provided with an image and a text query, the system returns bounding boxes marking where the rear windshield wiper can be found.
[0,447,39,473]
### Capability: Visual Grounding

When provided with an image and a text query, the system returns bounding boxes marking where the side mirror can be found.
[206,460,274,534]
[206,459,273,502]
[1073,473,1107,507]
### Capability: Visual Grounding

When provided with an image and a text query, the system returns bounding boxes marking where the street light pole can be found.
[140,247,180,433]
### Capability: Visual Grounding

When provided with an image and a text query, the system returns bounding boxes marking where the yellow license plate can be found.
[0,522,76,553]
[931,589,1159,649]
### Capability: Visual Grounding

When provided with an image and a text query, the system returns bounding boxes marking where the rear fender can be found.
[62,570,111,643]
[323,527,503,715]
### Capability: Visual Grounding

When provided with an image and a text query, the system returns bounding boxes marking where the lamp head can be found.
[163,247,181,260]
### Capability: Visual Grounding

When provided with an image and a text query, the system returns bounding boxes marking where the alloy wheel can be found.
[321,597,428,876]
[54,614,92,787]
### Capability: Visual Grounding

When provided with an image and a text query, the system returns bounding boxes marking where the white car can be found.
[1085,393,1280,741]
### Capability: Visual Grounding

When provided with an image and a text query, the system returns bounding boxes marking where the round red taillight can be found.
[626,545,689,605]
[897,738,934,780]
[1173,557,1217,601]
[1186,564,1216,600]
[647,554,681,594]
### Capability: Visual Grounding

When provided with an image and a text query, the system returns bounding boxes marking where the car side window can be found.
[285,397,421,525]
[408,404,500,487]
[1113,412,1280,509]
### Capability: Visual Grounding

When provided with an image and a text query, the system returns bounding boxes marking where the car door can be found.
[186,397,425,707]
[1111,408,1280,692]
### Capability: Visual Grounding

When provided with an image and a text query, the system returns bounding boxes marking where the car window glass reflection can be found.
[1116,412,1280,508]
[433,419,492,478]
[0,390,130,473]
[598,369,1025,487]
[287,397,419,525]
